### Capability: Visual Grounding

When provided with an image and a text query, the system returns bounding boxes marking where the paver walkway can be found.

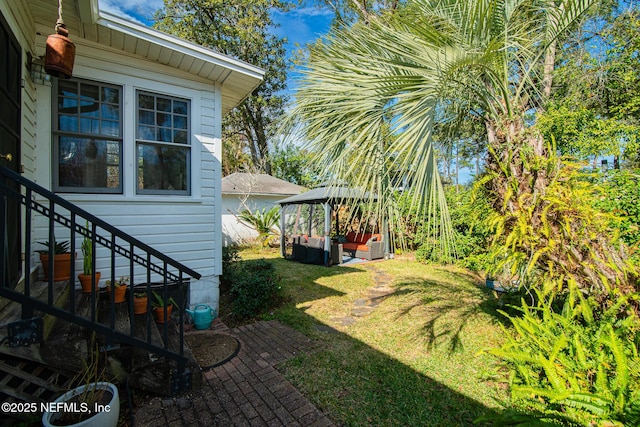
[133,320,334,426]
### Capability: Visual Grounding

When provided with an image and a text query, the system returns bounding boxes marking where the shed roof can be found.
[29,0,264,114]
[278,185,374,205]
[222,173,306,196]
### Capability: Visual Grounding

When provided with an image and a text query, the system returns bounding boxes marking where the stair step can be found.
[0,286,200,398]
[0,280,68,329]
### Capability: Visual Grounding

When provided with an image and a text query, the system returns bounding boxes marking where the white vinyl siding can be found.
[32,42,221,284]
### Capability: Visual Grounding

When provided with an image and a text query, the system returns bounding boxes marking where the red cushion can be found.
[342,243,369,251]
[346,232,381,244]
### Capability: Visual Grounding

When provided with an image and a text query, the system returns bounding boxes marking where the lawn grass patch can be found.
[232,249,508,425]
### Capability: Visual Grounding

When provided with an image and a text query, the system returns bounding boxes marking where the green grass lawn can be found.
[232,248,509,426]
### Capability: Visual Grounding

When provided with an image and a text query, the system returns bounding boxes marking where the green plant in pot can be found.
[105,276,128,304]
[42,344,120,427]
[78,226,101,293]
[151,291,179,323]
[37,239,75,282]
[133,292,148,314]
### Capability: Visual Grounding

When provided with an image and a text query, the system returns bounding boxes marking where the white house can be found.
[221,172,305,245]
[1,0,263,313]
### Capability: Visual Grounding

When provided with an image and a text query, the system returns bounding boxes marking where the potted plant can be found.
[151,291,179,323]
[42,346,119,427]
[133,292,148,314]
[105,276,128,304]
[37,239,74,282]
[77,228,101,293]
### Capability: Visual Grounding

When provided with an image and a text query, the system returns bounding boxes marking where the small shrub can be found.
[229,259,282,318]
[221,246,240,292]
[237,207,280,247]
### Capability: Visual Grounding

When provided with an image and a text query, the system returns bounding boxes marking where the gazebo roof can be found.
[278,185,375,205]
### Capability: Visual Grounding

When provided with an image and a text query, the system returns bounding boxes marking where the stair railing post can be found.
[0,181,7,291]
[23,188,33,319]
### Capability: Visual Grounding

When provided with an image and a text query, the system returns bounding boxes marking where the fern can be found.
[484,288,640,425]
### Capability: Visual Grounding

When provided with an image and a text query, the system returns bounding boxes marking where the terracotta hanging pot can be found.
[45,20,75,79]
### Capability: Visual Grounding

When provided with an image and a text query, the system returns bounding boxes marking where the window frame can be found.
[135,90,192,196]
[52,78,124,194]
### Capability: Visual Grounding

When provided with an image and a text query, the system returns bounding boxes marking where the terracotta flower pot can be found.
[153,305,173,323]
[107,285,127,303]
[78,272,101,293]
[40,253,75,282]
[133,296,148,314]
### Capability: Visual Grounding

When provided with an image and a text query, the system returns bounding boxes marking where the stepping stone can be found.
[351,306,375,317]
[332,316,357,326]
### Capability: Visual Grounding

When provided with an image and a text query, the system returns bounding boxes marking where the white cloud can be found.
[98,0,163,25]
[286,6,334,19]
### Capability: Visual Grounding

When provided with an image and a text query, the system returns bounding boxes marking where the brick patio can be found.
[133,319,335,426]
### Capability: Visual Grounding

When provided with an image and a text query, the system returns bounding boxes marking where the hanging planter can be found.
[45,0,75,79]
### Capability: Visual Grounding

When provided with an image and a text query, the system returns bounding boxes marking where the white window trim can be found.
[49,65,204,202]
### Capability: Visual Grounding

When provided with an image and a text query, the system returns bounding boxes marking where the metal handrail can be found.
[0,165,201,394]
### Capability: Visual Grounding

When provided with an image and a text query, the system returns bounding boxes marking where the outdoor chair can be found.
[342,232,384,261]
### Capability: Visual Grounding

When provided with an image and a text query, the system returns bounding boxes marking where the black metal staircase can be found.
[0,165,201,395]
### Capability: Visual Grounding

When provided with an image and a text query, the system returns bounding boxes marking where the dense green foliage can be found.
[269,143,318,188]
[547,4,640,169]
[481,144,637,300]
[220,245,241,291]
[413,186,492,269]
[595,170,640,251]
[229,259,283,318]
[483,289,640,426]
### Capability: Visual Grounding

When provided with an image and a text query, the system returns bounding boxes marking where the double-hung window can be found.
[53,79,123,193]
[53,79,192,196]
[136,91,191,195]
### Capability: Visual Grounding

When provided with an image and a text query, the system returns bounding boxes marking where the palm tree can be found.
[287,0,595,257]
[237,207,281,246]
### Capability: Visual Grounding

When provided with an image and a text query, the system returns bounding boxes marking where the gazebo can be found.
[278,185,389,266]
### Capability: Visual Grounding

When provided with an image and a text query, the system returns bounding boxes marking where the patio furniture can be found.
[342,232,384,260]
[279,184,389,266]
[292,235,325,265]
[331,242,344,265]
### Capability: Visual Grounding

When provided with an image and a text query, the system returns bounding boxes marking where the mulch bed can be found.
[184,333,240,370]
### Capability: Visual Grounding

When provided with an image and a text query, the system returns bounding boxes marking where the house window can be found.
[136,91,191,195]
[53,79,123,193]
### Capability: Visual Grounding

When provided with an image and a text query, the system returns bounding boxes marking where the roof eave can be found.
[87,0,264,113]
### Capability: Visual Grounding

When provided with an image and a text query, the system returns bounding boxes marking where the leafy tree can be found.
[537,103,628,168]
[269,143,318,188]
[307,0,404,25]
[155,0,290,174]
[222,134,253,176]
[548,3,640,168]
